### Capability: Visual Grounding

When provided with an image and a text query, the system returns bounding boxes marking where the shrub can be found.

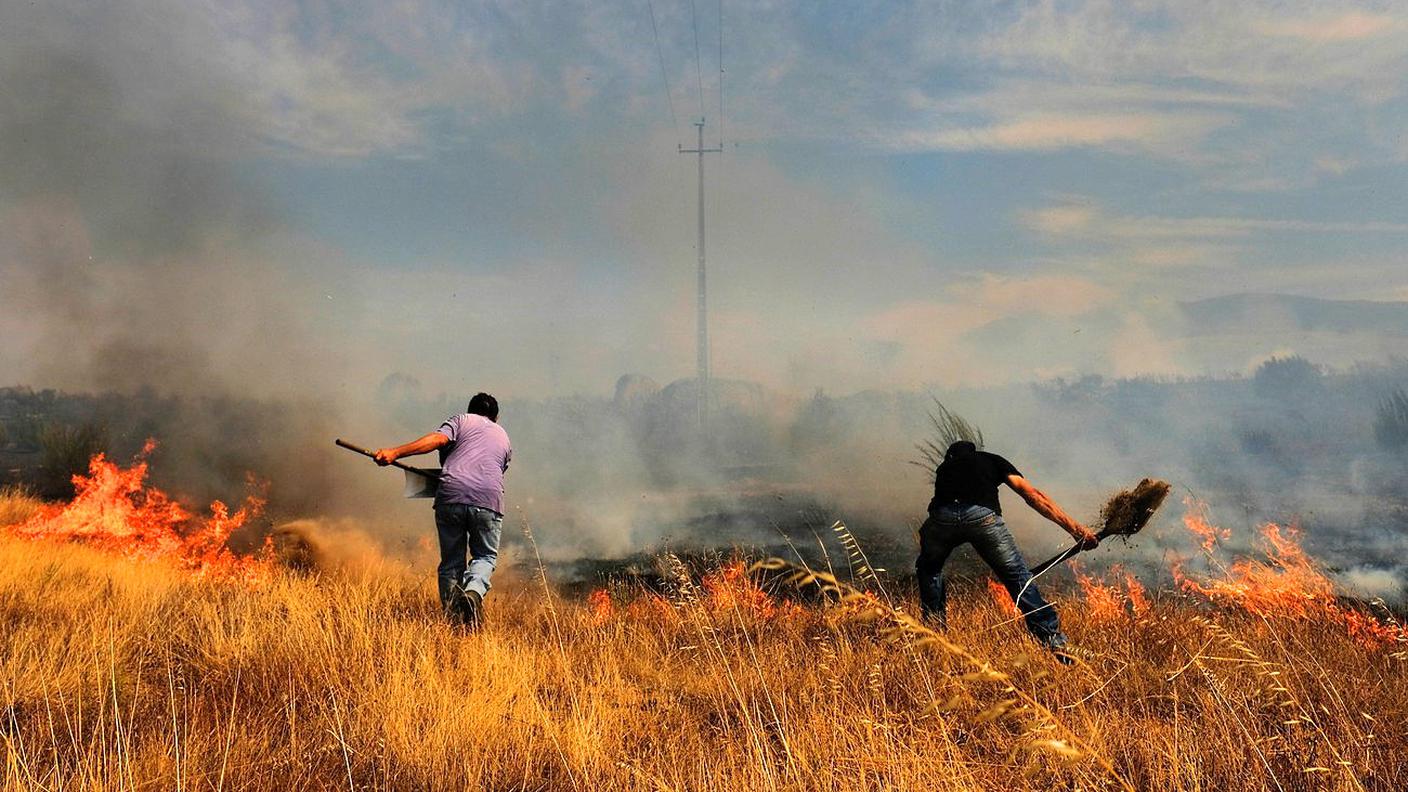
[37,422,108,500]
[0,485,42,525]
[1252,355,1322,398]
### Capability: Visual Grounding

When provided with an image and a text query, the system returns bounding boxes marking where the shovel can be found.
[335,438,441,498]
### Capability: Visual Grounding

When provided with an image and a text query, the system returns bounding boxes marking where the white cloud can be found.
[888,112,1229,154]
[889,1,1408,175]
[1023,199,1408,241]
[1258,11,1401,42]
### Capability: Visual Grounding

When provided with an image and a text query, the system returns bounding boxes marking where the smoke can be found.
[0,4,392,523]
[3,3,1406,606]
[0,3,328,397]
[271,517,425,580]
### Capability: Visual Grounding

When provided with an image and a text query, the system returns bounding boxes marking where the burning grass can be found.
[1173,499,1407,649]
[4,441,272,582]
[2,523,1406,790]
[1,455,1405,789]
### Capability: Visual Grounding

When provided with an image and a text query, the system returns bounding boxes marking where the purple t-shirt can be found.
[434,413,512,514]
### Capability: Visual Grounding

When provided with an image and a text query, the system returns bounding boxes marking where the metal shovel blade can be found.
[402,467,441,499]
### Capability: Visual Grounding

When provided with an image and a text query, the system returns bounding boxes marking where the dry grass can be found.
[0,486,42,528]
[1,532,1405,791]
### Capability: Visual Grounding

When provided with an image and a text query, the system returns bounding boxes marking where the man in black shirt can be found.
[917,441,1099,660]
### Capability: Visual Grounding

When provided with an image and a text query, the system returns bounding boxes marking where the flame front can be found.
[7,443,272,582]
[1173,502,1404,646]
[586,561,803,625]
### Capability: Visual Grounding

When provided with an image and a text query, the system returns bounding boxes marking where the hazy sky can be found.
[3,1,1407,399]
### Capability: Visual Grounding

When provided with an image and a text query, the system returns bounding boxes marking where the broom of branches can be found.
[1029,478,1172,576]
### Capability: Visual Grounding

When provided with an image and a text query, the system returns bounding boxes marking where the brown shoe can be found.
[461,589,483,630]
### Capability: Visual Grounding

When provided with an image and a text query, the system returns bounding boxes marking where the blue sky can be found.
[2,1,1407,398]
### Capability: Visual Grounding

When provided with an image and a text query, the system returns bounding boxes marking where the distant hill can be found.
[1180,294,1408,337]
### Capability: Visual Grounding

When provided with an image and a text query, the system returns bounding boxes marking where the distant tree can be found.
[1375,388,1408,451]
[789,389,840,456]
[1253,355,1323,398]
[912,397,984,480]
[1033,374,1105,405]
[37,422,108,499]
[0,422,7,449]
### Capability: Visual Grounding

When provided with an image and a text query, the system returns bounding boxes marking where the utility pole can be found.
[679,118,721,431]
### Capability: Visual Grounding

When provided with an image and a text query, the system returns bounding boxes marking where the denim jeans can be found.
[916,504,1065,646]
[433,503,503,611]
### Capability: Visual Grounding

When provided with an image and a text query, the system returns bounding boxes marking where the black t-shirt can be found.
[928,451,1022,515]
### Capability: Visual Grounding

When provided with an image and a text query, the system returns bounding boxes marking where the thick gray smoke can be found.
[0,3,398,527]
[3,3,1405,607]
[369,361,1408,604]
[0,3,322,396]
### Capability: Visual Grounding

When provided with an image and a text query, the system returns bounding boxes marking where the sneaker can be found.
[1047,641,1095,666]
[461,589,483,630]
[443,592,466,623]
[1041,634,1077,666]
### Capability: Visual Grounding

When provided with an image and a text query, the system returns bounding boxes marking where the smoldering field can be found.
[2,0,1405,600]
[3,4,1408,787]
[2,464,1407,791]
[10,351,1408,603]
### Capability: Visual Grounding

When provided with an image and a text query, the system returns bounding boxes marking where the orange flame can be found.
[702,561,801,620]
[986,578,1019,616]
[1124,570,1151,618]
[1073,564,1148,622]
[1177,522,1333,617]
[624,594,678,621]
[582,562,802,624]
[1182,497,1229,553]
[1175,503,1402,646]
[588,588,614,624]
[1074,566,1125,623]
[8,442,272,583]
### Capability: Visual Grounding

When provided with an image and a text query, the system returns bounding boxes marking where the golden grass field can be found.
[1,486,1406,791]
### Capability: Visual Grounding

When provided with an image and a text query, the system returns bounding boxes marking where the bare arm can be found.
[1005,474,1099,548]
[373,432,449,465]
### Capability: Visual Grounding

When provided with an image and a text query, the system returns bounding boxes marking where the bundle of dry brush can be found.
[1096,478,1171,539]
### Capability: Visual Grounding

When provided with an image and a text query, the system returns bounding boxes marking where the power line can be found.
[646,0,680,142]
[717,0,724,148]
[688,0,705,117]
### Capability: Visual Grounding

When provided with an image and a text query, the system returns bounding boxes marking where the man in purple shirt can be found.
[374,392,512,628]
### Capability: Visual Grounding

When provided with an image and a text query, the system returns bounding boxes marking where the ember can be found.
[7,441,272,582]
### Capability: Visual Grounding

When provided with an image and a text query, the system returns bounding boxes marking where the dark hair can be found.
[943,440,977,462]
[467,392,499,421]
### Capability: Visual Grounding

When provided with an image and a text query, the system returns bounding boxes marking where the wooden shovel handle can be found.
[1028,526,1116,577]
[334,438,440,478]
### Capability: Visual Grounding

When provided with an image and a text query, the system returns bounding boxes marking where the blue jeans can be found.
[434,504,503,611]
[916,504,1065,646]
